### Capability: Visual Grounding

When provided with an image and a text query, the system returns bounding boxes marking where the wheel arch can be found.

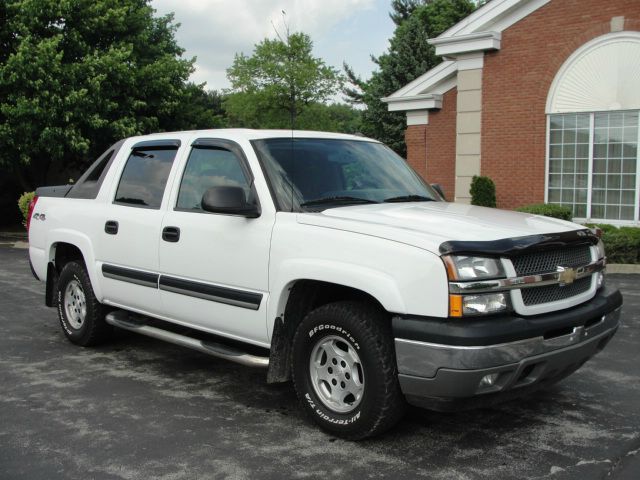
[45,241,85,306]
[266,278,392,384]
[45,231,102,304]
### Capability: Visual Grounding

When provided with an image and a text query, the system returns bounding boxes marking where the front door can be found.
[158,138,274,346]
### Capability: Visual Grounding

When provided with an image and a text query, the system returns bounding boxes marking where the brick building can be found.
[383,0,640,225]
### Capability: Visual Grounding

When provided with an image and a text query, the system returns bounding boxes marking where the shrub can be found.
[470,176,496,207]
[586,223,640,264]
[593,223,619,235]
[516,203,573,221]
[17,191,36,227]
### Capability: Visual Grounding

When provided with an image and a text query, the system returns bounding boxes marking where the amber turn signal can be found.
[449,295,463,317]
[442,256,458,280]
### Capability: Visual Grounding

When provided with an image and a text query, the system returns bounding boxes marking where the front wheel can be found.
[56,261,112,346]
[291,301,405,440]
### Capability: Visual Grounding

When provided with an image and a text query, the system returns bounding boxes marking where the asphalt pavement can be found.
[0,246,638,479]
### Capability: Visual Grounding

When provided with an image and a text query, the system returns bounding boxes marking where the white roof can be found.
[132,129,375,143]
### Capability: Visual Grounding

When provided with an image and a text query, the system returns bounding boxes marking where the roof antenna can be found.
[281,11,295,212]
[272,11,295,211]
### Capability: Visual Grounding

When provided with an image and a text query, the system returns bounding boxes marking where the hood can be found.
[297,202,583,254]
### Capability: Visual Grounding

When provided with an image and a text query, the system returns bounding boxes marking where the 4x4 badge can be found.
[557,266,577,286]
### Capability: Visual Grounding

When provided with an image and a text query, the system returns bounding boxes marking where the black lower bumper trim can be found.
[392,286,622,346]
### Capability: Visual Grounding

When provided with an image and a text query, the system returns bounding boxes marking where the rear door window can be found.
[114,147,178,209]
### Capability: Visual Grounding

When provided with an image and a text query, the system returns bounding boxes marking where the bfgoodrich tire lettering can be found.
[56,261,112,346]
[292,301,405,440]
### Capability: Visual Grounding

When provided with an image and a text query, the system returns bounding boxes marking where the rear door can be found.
[158,138,274,345]
[97,139,181,314]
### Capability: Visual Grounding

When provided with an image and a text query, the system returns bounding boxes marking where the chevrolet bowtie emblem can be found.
[557,266,577,286]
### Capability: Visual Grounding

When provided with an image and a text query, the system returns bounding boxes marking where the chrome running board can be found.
[105,311,269,368]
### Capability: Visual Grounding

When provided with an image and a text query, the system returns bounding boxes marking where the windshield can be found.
[252,138,439,211]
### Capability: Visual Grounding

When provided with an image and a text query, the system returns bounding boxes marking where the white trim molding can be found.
[456,52,485,71]
[429,31,501,57]
[384,61,457,100]
[439,0,551,38]
[546,31,640,114]
[406,110,429,126]
[382,94,443,112]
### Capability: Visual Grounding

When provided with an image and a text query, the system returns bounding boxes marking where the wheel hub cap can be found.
[64,279,87,330]
[309,335,364,413]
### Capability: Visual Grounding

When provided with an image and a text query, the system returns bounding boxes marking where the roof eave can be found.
[428,31,501,56]
[381,94,443,112]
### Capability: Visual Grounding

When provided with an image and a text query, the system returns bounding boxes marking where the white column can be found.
[454,53,484,203]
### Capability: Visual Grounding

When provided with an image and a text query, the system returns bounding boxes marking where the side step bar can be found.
[105,311,269,368]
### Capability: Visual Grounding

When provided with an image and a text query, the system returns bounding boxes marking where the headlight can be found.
[595,240,606,289]
[450,293,509,317]
[596,239,605,260]
[462,293,508,315]
[443,256,509,317]
[443,255,505,280]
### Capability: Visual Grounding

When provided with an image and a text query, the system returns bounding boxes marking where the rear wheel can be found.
[56,261,112,346]
[291,301,405,440]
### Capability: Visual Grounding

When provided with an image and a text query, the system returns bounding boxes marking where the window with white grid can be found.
[547,110,640,223]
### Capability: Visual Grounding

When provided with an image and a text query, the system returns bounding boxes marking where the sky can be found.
[151,0,397,96]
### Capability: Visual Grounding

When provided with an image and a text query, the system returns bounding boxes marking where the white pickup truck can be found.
[28,129,622,439]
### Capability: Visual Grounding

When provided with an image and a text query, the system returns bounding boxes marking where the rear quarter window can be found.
[67,140,124,199]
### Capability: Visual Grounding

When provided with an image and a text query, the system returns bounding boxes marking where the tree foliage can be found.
[226,30,344,128]
[0,0,222,191]
[165,86,227,132]
[389,0,423,25]
[344,0,476,156]
[296,103,362,134]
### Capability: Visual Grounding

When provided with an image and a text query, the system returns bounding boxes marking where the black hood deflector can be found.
[439,229,598,257]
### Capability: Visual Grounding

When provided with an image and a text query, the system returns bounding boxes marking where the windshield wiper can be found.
[383,194,434,203]
[301,196,379,207]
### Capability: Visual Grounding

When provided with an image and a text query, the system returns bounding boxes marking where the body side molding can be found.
[159,275,263,310]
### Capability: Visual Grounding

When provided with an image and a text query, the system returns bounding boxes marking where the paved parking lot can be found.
[0,246,638,479]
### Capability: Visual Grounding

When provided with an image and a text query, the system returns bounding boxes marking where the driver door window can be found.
[176,147,250,211]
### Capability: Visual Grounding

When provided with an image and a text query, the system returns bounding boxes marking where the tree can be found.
[344,0,476,156]
[165,85,227,132]
[0,0,219,193]
[296,103,362,134]
[225,29,343,128]
[389,0,423,25]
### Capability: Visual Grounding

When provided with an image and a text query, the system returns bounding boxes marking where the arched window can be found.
[546,32,640,224]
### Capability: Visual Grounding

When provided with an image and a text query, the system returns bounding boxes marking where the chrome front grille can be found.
[512,245,592,276]
[521,276,592,306]
[511,244,594,309]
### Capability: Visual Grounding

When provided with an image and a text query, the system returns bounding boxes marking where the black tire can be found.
[56,261,112,346]
[291,301,405,440]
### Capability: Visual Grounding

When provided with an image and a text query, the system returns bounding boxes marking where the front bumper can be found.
[393,286,622,409]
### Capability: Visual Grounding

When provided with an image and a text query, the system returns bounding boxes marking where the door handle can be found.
[105,220,119,235]
[162,226,180,242]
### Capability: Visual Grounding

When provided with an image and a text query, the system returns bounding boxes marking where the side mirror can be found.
[201,186,260,218]
[431,183,445,200]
